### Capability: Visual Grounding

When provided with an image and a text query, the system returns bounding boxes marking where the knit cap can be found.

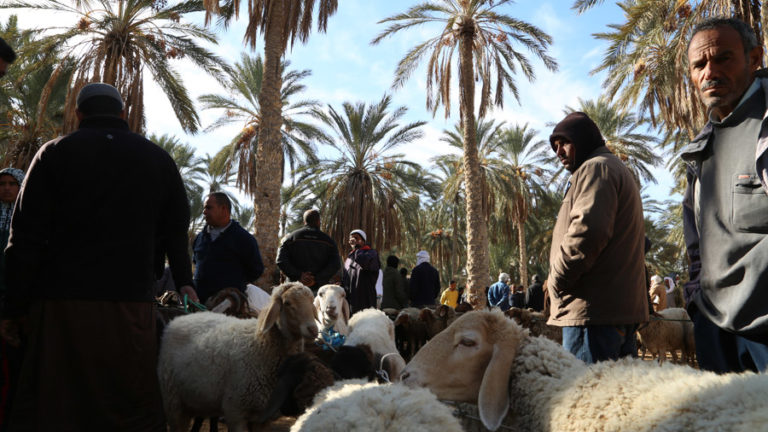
[549,112,605,171]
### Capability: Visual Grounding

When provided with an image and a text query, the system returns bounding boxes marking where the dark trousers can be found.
[689,303,768,374]
[562,324,638,364]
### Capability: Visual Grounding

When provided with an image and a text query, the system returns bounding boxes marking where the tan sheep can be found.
[637,307,693,365]
[158,282,317,432]
[401,310,768,431]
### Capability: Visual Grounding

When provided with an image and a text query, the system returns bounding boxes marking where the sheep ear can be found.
[342,298,351,324]
[477,343,514,431]
[314,295,322,316]
[259,296,283,334]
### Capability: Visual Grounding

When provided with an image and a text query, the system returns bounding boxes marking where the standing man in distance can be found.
[487,272,511,311]
[409,250,440,308]
[193,192,264,304]
[526,274,544,312]
[1,83,193,430]
[277,209,341,294]
[682,17,768,373]
[547,111,647,364]
[341,229,380,314]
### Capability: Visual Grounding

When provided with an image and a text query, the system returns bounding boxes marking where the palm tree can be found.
[373,0,558,307]
[0,15,72,170]
[293,94,426,255]
[2,0,230,134]
[202,0,338,287]
[493,123,553,286]
[576,0,761,139]
[565,97,662,185]
[149,133,205,221]
[199,53,324,197]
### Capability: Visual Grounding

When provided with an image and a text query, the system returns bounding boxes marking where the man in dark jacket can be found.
[526,275,544,312]
[1,83,192,431]
[277,209,340,293]
[342,229,380,314]
[381,255,408,309]
[193,192,264,303]
[409,250,440,308]
[547,112,647,364]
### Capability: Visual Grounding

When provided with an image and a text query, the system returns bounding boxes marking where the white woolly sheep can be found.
[158,282,317,432]
[346,308,407,383]
[402,310,768,432]
[637,307,693,365]
[314,284,350,339]
[290,380,463,432]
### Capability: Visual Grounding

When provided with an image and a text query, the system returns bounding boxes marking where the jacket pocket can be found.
[732,173,768,233]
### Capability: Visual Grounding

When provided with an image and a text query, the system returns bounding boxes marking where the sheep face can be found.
[260,282,318,342]
[314,284,350,335]
[402,310,523,432]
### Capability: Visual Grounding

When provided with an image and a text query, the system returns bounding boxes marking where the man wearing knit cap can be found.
[409,250,440,308]
[1,83,193,430]
[547,111,647,364]
[342,229,380,314]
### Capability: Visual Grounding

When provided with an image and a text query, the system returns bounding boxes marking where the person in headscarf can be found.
[546,112,647,364]
[663,276,677,308]
[649,275,668,312]
[409,250,440,308]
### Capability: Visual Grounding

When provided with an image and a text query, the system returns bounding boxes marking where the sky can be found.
[7,1,678,202]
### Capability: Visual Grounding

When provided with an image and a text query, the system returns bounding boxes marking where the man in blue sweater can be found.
[193,192,264,303]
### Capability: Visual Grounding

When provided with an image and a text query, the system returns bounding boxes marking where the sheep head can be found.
[314,284,350,335]
[259,282,318,343]
[401,310,524,431]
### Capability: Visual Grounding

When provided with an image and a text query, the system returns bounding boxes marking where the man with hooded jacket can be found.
[546,112,648,364]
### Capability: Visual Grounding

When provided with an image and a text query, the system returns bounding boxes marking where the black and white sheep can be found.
[402,310,768,432]
[158,282,317,432]
[346,308,407,383]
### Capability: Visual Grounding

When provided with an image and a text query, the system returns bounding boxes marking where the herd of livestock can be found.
[154,282,768,432]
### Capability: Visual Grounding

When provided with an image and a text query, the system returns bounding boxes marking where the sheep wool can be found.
[403,310,768,432]
[291,380,463,432]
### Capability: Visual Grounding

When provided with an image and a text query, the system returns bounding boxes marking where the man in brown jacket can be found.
[547,112,648,364]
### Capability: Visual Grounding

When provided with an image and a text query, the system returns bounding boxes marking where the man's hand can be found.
[0,318,23,347]
[300,272,316,287]
[179,285,199,303]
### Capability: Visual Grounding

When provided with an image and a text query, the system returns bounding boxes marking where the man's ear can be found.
[75,109,84,122]
[750,45,763,71]
[119,109,126,120]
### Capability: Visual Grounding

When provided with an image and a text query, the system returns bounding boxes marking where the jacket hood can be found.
[550,112,605,171]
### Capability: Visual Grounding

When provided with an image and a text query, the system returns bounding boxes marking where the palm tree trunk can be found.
[516,217,528,293]
[459,30,490,309]
[253,0,286,290]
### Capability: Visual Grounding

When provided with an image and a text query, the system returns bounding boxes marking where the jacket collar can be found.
[78,115,130,131]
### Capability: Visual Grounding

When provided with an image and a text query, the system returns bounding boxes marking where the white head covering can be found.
[416,250,430,266]
[650,275,663,285]
[350,229,366,242]
[498,272,510,283]
[663,276,675,294]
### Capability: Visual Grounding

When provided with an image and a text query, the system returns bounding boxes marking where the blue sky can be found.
[8,1,677,201]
